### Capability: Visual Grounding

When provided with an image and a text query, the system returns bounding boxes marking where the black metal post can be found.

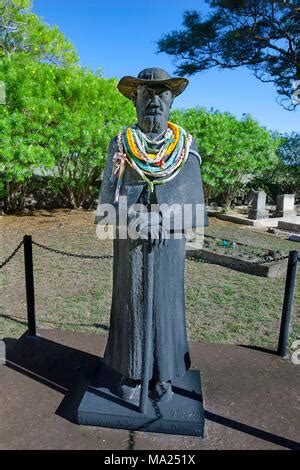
[277,251,298,357]
[24,234,36,336]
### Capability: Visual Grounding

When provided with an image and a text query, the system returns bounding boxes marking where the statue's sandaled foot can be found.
[149,381,173,403]
[116,376,173,405]
[117,376,141,403]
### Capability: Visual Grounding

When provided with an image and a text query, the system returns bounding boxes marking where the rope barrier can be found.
[0,237,291,269]
[0,240,24,269]
[1,236,298,357]
[31,240,113,260]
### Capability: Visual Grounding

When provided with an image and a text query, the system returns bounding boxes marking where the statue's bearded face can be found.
[133,84,174,133]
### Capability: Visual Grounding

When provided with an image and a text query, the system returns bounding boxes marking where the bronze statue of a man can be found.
[96,67,207,404]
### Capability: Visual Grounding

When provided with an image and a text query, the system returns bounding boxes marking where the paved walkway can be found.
[0,329,299,450]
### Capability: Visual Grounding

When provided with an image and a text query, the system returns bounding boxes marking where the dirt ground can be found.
[1,209,299,350]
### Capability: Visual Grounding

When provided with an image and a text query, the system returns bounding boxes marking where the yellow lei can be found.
[125,121,180,161]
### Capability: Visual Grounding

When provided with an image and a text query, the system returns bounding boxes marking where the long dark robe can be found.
[95,134,208,382]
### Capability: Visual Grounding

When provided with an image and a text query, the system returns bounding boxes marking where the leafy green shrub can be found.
[171,108,280,206]
[0,54,135,211]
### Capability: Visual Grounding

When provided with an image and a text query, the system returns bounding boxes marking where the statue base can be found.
[77,362,205,437]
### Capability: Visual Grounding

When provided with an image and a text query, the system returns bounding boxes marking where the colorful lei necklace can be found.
[111,121,192,202]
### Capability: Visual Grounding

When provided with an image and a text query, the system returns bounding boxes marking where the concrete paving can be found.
[0,329,299,450]
[278,220,300,233]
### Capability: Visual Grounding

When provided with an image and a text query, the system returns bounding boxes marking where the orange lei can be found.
[125,121,180,162]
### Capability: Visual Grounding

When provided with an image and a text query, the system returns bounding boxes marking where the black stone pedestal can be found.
[77,362,205,437]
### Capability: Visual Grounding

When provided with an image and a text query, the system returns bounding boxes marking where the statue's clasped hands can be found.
[128,210,169,248]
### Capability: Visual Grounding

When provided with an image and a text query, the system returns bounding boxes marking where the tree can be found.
[0,0,78,65]
[170,107,280,205]
[0,1,135,211]
[250,132,300,201]
[0,54,135,211]
[157,0,300,110]
[279,131,300,166]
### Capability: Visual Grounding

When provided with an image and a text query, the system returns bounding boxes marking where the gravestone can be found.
[248,191,269,220]
[276,194,296,218]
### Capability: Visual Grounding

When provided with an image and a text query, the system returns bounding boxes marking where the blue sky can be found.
[32,0,299,134]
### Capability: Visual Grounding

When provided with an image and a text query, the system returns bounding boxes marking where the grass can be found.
[185,260,296,347]
[0,209,299,350]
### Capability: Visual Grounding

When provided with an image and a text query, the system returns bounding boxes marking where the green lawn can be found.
[1,210,299,351]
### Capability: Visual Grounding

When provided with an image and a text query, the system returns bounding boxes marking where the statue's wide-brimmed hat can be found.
[117,67,189,101]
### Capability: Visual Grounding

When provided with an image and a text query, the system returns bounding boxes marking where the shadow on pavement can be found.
[3,333,300,450]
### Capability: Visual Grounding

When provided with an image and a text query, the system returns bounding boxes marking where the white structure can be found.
[276,194,297,218]
[248,191,269,220]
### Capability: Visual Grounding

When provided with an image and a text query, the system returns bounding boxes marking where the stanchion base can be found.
[77,362,205,437]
